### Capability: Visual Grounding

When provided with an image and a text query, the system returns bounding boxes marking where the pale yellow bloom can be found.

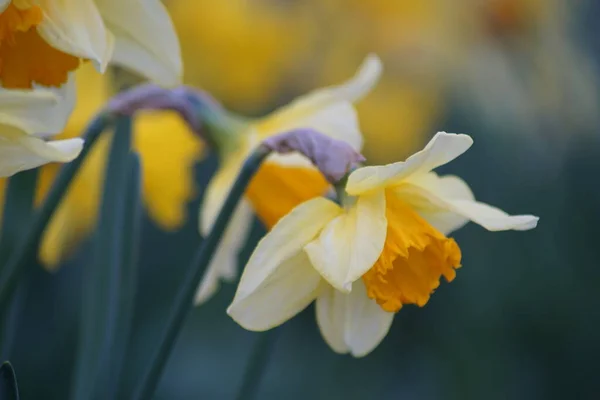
[0,64,202,268]
[228,132,539,357]
[0,0,181,89]
[195,55,382,304]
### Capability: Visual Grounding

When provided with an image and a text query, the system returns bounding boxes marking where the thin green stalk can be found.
[71,116,132,400]
[0,169,39,265]
[0,112,114,312]
[114,153,143,398]
[0,169,38,360]
[235,329,280,400]
[132,145,272,400]
[0,361,19,400]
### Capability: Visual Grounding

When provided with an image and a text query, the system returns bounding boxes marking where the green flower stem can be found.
[0,169,39,265]
[0,169,38,361]
[132,145,272,400]
[0,361,19,400]
[114,153,143,398]
[70,116,133,400]
[235,329,280,400]
[0,112,115,313]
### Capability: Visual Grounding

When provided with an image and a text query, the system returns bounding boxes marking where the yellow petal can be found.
[132,111,203,230]
[315,280,394,357]
[227,250,321,331]
[400,172,538,232]
[95,0,182,86]
[0,126,82,177]
[228,197,341,308]
[304,190,387,293]
[346,132,473,195]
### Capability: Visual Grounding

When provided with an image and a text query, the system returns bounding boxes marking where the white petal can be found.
[304,190,386,292]
[197,147,254,304]
[255,54,382,150]
[194,199,254,305]
[95,0,182,86]
[396,173,474,235]
[0,1,10,12]
[37,0,113,72]
[443,200,539,231]
[315,281,394,357]
[229,197,342,305]
[264,102,363,168]
[0,77,76,136]
[399,172,538,233]
[315,285,350,354]
[343,280,394,357]
[346,132,473,195]
[0,127,83,177]
[227,250,321,331]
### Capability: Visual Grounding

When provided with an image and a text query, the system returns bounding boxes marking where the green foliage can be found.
[0,362,19,400]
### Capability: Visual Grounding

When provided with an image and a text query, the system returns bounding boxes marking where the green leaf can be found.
[70,116,133,400]
[0,113,114,312]
[0,169,38,361]
[113,153,143,398]
[131,145,272,400]
[0,169,39,265]
[0,361,20,400]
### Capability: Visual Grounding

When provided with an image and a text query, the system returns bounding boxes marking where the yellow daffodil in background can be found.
[195,55,382,304]
[0,80,83,177]
[228,132,539,357]
[168,0,316,113]
[0,63,202,267]
[0,0,182,89]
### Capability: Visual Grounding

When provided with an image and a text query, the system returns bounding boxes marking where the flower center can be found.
[0,2,80,88]
[246,162,329,228]
[362,191,462,312]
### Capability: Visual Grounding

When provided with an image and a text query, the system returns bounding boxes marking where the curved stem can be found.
[132,145,272,400]
[234,329,280,400]
[0,112,114,312]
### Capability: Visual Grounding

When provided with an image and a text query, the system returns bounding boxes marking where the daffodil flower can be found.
[0,79,82,177]
[227,132,539,357]
[0,64,201,267]
[0,0,181,89]
[196,54,382,303]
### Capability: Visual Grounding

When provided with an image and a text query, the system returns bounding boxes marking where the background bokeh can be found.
[3,0,600,398]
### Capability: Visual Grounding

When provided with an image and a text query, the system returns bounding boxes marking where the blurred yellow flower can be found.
[195,55,382,304]
[0,63,203,268]
[168,0,315,112]
[228,132,539,356]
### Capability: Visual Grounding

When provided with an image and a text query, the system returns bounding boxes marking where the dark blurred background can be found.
[4,0,600,398]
